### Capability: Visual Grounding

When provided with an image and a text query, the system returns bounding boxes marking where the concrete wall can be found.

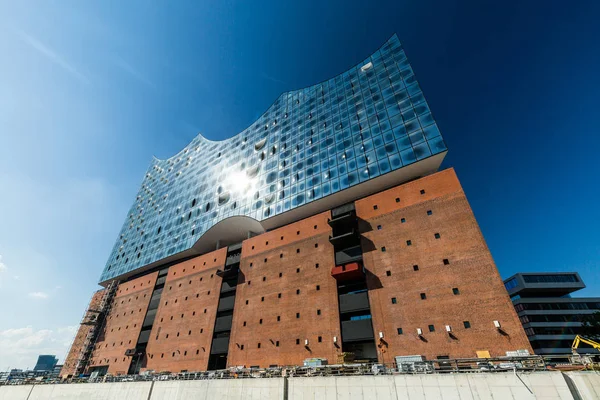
[2,371,600,400]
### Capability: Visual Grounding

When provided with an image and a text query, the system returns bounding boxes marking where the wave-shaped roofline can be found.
[151,34,400,163]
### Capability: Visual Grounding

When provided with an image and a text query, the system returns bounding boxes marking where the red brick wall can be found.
[88,273,158,375]
[227,212,342,368]
[142,249,227,373]
[61,290,105,378]
[356,168,532,361]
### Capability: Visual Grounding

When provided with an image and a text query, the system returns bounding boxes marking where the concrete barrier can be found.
[2,371,600,400]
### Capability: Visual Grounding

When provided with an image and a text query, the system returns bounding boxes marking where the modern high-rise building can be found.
[61,35,531,378]
[33,355,58,372]
[504,272,600,356]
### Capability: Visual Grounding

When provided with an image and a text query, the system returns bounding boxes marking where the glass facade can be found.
[99,34,447,283]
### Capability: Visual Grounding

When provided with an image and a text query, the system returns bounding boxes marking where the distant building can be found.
[504,272,600,356]
[33,355,58,371]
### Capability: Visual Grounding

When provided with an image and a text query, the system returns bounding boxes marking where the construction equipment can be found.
[569,335,600,370]
[571,335,600,353]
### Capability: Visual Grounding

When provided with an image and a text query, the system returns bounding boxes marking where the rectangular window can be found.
[277,316,280,321]
[395,197,400,203]
[316,285,320,291]
[381,246,386,252]
[377,225,382,230]
[443,259,450,265]
[401,218,406,223]
[257,343,261,348]
[296,339,300,345]
[296,313,300,319]
[406,240,412,246]
[420,189,425,194]
[413,265,419,271]
[463,321,471,329]
[420,293,426,300]
[318,336,322,342]
[397,328,403,335]
[373,205,378,210]
[452,288,460,295]
[428,324,435,332]
[391,297,397,304]
[276,341,279,347]
[427,210,432,215]
[434,233,441,239]
[386,270,391,276]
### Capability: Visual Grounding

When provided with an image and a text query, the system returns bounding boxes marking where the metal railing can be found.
[2,354,599,386]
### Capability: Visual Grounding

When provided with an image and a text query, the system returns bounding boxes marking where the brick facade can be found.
[356,168,532,360]
[66,168,530,373]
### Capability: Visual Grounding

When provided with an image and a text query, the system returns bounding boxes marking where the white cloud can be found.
[28,292,49,299]
[0,255,7,272]
[0,326,77,370]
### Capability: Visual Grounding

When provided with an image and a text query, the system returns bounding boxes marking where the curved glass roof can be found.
[99,34,447,283]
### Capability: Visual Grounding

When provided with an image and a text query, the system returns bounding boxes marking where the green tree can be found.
[579,311,600,340]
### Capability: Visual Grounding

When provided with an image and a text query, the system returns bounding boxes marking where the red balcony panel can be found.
[331,262,363,281]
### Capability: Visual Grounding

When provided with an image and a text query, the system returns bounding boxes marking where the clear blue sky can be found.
[0,1,598,369]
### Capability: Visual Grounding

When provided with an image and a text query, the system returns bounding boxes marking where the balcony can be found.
[329,229,360,248]
[216,264,239,278]
[220,279,237,294]
[214,315,233,333]
[341,318,374,342]
[331,262,364,281]
[217,295,235,312]
[335,246,363,266]
[210,337,230,355]
[225,252,241,267]
[339,291,370,313]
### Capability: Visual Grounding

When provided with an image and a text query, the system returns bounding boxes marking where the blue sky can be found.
[0,1,598,369]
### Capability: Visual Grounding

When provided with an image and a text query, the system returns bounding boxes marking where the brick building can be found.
[62,35,530,377]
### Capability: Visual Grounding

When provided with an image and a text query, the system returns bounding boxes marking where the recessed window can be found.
[420,293,427,300]
[280,254,283,258]
[259,319,263,324]
[243,321,247,327]
[264,258,267,263]
[257,343,261,349]
[315,263,319,268]
[263,276,266,281]
[413,265,419,271]
[463,321,471,329]
[248,280,251,285]
[297,231,300,235]
[401,218,406,223]
[296,289,300,295]
[406,240,412,246]
[276,341,280,347]
[315,243,318,248]
[250,262,253,267]
[296,312,300,319]
[279,272,283,278]
[318,336,322,343]
[381,246,386,252]
[261,297,265,302]
[296,339,300,345]
[420,189,426,195]
[452,288,460,295]
[443,259,450,265]
[245,300,249,305]
[397,328,403,335]
[316,285,320,291]
[391,297,397,304]
[240,345,244,350]
[428,324,435,332]
[427,210,432,216]
[434,233,441,239]
[377,225,382,230]
[296,268,300,273]
[296,249,300,253]
[278,293,282,298]
[395,197,400,203]
[373,205,378,210]
[317,309,321,315]
[277,316,281,321]
[386,270,391,276]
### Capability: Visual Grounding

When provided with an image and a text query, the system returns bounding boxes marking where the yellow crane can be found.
[571,335,600,353]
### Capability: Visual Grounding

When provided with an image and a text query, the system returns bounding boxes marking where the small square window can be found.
[377,225,382,230]
[259,319,263,324]
[296,339,300,345]
[278,293,282,298]
[243,321,247,327]
[317,309,321,315]
[406,240,412,246]
[296,312,300,319]
[434,233,441,239]
[263,276,266,281]
[420,293,427,300]
[280,254,283,258]
[420,189,425,195]
[314,225,317,229]
[245,300,249,305]
[413,265,419,271]
[395,197,400,203]
[401,218,406,223]
[264,258,268,263]
[315,263,319,268]
[297,231,300,235]
[261,297,265,302]
[397,328,403,335]
[373,205,378,210]
[250,262,253,267]
[386,270,391,276]
[279,272,282,277]
[443,259,450,265]
[296,249,300,253]
[257,343,261,348]
[296,268,300,273]
[428,324,435,332]
[276,341,280,347]
[452,288,460,295]
[463,321,471,329]
[391,297,397,304]
[316,285,320,291]
[241,345,244,350]
[314,243,318,248]
[318,336,322,343]
[381,246,386,252]
[296,289,300,295]
[277,316,281,321]
[427,210,432,216]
